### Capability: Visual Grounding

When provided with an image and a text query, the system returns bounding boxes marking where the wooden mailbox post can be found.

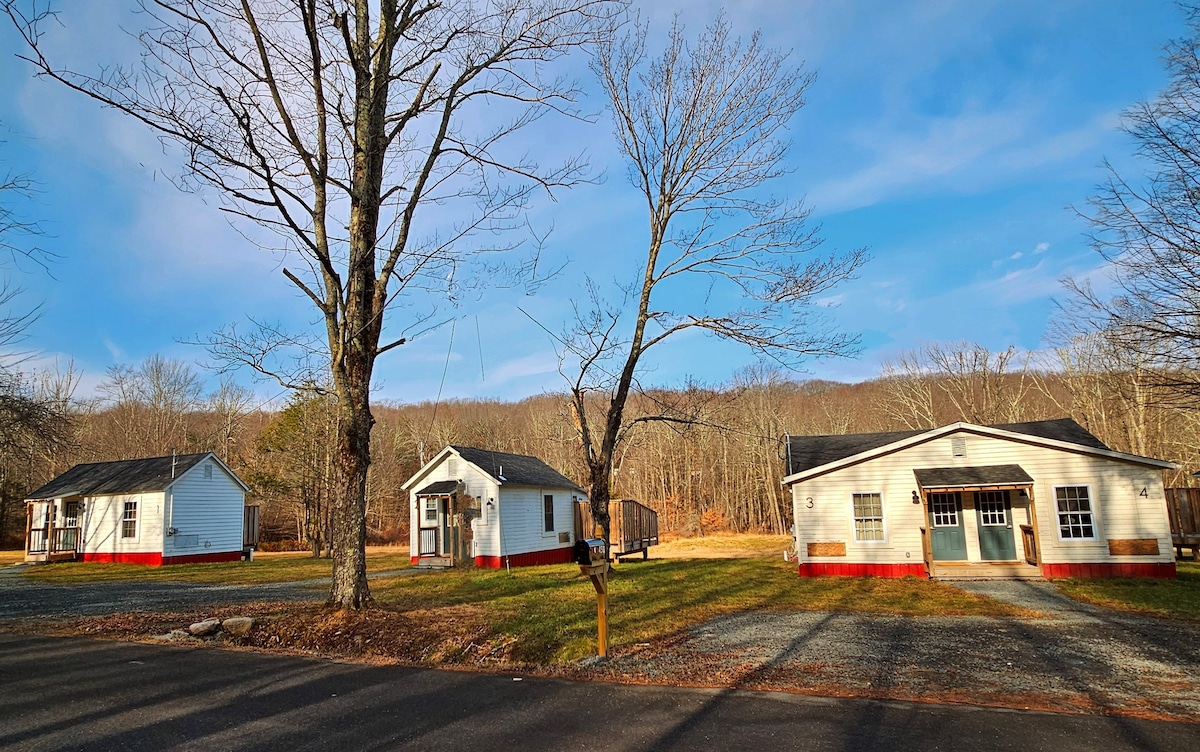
[574,538,609,657]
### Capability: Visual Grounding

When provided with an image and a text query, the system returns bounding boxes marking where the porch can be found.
[24,499,80,563]
[917,464,1043,581]
[414,481,476,568]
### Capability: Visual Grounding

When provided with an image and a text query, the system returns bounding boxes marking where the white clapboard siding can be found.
[165,457,246,555]
[79,491,166,556]
[792,431,1173,565]
[497,486,575,556]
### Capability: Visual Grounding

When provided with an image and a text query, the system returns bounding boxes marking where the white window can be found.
[423,498,438,524]
[1055,486,1096,540]
[852,492,885,542]
[121,501,138,539]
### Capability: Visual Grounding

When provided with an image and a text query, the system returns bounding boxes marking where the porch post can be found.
[919,489,933,576]
[24,501,33,557]
[1026,485,1043,568]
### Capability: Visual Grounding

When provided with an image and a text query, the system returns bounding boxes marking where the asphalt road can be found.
[0,634,1195,751]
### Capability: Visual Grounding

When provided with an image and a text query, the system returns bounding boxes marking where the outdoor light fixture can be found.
[912,490,920,504]
[1019,489,1028,498]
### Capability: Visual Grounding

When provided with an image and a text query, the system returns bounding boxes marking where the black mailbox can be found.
[573,538,605,566]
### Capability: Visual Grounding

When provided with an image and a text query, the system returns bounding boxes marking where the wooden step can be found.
[931,562,1042,580]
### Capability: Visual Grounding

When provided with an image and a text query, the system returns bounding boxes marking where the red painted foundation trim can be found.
[1041,562,1177,579]
[80,551,242,566]
[80,552,163,566]
[797,562,929,578]
[475,546,574,568]
[411,556,419,565]
[161,551,242,565]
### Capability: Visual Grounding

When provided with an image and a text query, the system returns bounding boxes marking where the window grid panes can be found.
[121,501,137,538]
[423,498,438,523]
[1055,486,1095,539]
[852,493,884,541]
[977,491,1008,526]
[543,494,555,533]
[930,493,959,527]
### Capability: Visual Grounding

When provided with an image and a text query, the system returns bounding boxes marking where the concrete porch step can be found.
[931,562,1042,581]
[414,556,453,568]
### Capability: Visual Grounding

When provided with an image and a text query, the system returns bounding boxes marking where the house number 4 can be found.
[806,497,814,508]
[1139,487,1148,497]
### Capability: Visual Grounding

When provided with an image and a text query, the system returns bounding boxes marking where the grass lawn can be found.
[18,547,411,585]
[1055,560,1200,620]
[369,557,1031,663]
[0,550,23,565]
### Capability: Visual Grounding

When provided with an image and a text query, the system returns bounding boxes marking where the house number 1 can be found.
[806,497,814,508]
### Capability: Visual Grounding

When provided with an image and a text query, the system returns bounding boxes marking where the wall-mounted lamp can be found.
[912,490,920,504]
[486,498,495,508]
[1018,489,1028,498]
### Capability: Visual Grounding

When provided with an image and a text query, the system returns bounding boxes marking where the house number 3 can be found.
[806,497,814,508]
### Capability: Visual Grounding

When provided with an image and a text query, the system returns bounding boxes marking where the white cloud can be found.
[1033,242,1050,254]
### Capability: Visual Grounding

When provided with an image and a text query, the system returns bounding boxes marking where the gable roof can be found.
[450,446,585,492]
[783,417,1174,485]
[26,453,245,500]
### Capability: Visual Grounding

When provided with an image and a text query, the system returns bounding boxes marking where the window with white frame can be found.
[543,494,555,533]
[852,492,885,542]
[423,497,439,525]
[1055,486,1096,540]
[121,501,137,538]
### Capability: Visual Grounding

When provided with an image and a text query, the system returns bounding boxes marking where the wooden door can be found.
[928,492,967,561]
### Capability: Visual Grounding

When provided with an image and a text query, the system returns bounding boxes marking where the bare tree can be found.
[7,0,622,606]
[881,341,1032,427]
[563,15,865,547]
[1069,6,1200,401]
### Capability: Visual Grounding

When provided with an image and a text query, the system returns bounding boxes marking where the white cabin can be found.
[783,418,1178,579]
[403,446,587,568]
[24,453,253,565]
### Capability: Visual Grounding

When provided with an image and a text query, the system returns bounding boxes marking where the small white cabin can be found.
[783,418,1178,580]
[24,453,254,566]
[403,446,587,568]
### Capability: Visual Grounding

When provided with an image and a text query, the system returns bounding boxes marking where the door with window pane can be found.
[928,492,967,560]
[975,490,1016,560]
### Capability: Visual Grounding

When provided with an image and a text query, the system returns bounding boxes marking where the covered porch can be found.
[916,465,1043,580]
[414,481,476,568]
[24,498,82,563]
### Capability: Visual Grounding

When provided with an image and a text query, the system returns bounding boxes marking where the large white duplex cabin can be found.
[783,419,1177,579]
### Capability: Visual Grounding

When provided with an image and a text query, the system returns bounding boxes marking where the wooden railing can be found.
[243,505,261,549]
[27,526,80,556]
[418,528,438,556]
[1020,524,1037,565]
[574,499,659,558]
[919,527,932,574]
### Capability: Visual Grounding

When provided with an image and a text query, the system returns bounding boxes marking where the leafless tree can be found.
[562,14,865,547]
[1069,5,1200,402]
[6,0,622,606]
[881,341,1032,427]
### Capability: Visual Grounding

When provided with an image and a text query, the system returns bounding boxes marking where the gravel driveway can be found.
[597,580,1200,720]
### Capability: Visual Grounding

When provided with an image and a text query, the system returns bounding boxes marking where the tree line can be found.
[5,338,1200,550]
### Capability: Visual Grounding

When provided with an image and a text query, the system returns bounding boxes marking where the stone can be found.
[188,618,221,636]
[221,617,255,636]
[151,629,191,642]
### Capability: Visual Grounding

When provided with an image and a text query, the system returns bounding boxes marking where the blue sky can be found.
[0,0,1187,404]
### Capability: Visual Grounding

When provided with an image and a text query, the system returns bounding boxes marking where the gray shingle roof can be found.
[451,446,585,493]
[415,480,459,496]
[786,418,1108,476]
[26,453,211,500]
[914,464,1034,488]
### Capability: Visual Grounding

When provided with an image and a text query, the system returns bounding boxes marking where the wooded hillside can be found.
[4,341,1198,550]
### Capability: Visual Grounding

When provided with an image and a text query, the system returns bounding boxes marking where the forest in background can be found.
[3,336,1198,551]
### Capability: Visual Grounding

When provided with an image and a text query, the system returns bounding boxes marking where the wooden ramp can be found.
[930,561,1043,581]
[1164,488,1200,560]
[574,500,659,559]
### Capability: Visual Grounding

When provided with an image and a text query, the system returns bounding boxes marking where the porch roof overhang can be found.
[914,464,1033,492]
[415,480,459,496]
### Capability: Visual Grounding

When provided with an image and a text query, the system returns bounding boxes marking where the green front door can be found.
[928,492,967,561]
[976,490,1017,561]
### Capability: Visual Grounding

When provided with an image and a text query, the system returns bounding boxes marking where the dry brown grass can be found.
[0,550,24,565]
[649,533,791,559]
